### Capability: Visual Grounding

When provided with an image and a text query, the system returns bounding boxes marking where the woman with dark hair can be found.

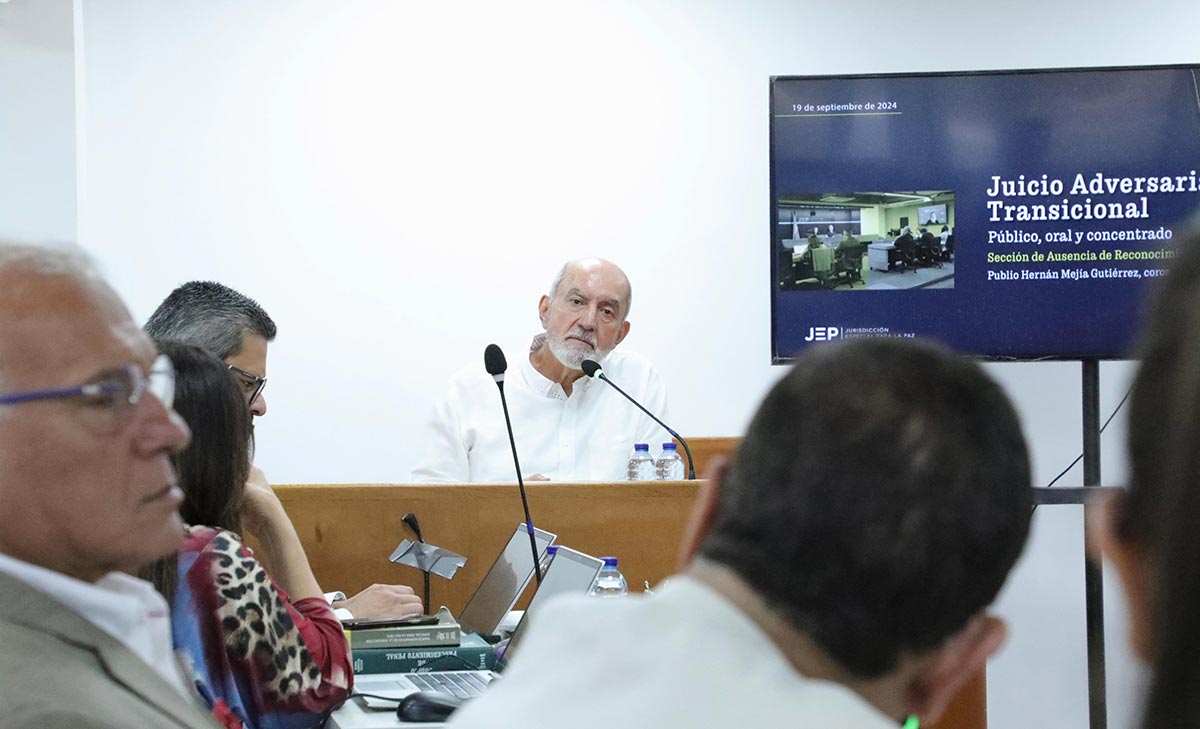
[144,341,351,729]
[1095,228,1200,729]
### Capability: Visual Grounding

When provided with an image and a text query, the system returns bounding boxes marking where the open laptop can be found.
[457,524,555,635]
[351,545,604,709]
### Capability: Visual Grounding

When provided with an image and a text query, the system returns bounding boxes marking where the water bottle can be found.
[655,442,684,480]
[537,544,559,578]
[626,443,655,481]
[589,557,628,597]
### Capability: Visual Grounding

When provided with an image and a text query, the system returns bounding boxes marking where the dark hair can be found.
[144,281,276,360]
[1124,227,1200,729]
[698,338,1032,678]
[140,341,251,602]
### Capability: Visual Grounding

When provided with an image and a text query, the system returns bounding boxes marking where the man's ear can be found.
[1091,494,1154,661]
[906,615,1007,724]
[537,295,551,327]
[614,320,631,347]
[676,456,729,570]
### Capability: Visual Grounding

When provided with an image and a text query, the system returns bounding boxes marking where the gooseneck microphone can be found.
[402,513,431,611]
[581,359,696,479]
[483,344,543,584]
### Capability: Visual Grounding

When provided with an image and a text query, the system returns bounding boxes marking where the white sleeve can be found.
[409,378,471,482]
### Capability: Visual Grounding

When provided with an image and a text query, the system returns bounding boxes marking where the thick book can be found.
[345,606,461,650]
[351,632,497,675]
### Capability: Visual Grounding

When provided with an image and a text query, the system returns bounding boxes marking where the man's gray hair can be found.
[0,241,103,392]
[547,258,633,319]
[144,281,276,360]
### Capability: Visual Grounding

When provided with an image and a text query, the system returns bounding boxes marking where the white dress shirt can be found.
[0,551,190,695]
[411,347,670,482]
[448,576,899,729]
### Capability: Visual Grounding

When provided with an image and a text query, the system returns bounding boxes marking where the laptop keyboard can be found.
[406,671,494,698]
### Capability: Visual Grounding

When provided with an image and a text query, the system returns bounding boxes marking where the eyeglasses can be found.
[226,363,267,408]
[0,354,176,434]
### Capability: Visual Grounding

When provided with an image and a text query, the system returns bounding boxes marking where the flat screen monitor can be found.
[457,525,555,635]
[770,65,1200,361]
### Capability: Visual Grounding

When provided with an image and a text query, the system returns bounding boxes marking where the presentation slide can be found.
[770,66,1200,361]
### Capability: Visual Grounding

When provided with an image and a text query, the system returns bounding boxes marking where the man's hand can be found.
[335,583,424,618]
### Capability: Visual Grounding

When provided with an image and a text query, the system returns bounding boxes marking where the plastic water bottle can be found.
[589,557,628,597]
[626,443,655,481]
[655,442,684,480]
[537,544,559,578]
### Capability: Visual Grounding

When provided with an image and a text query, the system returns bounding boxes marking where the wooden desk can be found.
[275,481,985,729]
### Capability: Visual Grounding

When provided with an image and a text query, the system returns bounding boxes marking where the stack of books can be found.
[346,607,497,674]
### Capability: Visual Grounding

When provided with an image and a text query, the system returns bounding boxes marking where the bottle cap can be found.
[546,545,559,556]
[634,443,649,451]
[662,443,677,451]
[601,556,618,567]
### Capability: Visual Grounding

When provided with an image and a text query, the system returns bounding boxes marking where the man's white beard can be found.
[546,329,608,370]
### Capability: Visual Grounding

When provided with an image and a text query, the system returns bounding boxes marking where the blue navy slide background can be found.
[770,66,1200,361]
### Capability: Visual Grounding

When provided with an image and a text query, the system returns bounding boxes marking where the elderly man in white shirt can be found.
[0,241,216,728]
[412,257,669,482]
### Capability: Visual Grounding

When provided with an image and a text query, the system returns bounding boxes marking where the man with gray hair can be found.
[412,257,669,482]
[0,241,215,727]
[145,281,423,619]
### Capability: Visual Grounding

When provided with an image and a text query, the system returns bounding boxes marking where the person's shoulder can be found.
[605,348,658,372]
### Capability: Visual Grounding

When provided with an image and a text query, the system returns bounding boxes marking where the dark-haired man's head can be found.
[145,281,275,419]
[1096,227,1200,729]
[681,338,1032,722]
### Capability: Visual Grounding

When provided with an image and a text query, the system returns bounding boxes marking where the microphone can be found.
[483,344,543,584]
[401,512,424,543]
[484,344,506,385]
[402,513,431,611]
[581,359,696,480]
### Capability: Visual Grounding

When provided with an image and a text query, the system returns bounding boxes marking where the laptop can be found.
[457,524,555,636]
[351,545,604,708]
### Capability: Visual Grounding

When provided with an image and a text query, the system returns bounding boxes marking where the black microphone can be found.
[581,358,695,479]
[484,343,506,385]
[402,513,431,611]
[483,344,543,584]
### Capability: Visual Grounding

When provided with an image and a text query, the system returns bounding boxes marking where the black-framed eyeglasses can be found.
[226,363,267,408]
[0,354,175,434]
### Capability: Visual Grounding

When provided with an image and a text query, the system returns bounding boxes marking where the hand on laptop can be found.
[334,583,423,618]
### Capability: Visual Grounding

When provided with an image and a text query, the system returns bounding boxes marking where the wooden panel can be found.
[273,480,983,729]
[676,436,740,477]
[274,481,700,614]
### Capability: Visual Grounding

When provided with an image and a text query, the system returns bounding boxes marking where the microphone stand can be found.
[402,513,431,612]
[496,382,543,584]
[585,364,695,479]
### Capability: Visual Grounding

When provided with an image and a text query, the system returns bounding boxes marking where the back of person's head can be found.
[1121,228,1200,729]
[155,340,250,532]
[697,338,1032,678]
[145,281,276,360]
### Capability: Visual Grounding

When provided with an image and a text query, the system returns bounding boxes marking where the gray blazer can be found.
[0,570,217,729]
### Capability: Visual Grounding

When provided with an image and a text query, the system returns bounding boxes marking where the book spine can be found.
[347,626,462,650]
[351,643,496,675]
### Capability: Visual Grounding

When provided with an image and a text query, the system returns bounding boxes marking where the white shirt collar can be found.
[0,551,190,695]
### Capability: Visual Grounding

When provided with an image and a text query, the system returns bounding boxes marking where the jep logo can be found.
[804,326,840,342]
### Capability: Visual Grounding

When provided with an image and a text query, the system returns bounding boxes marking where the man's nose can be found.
[135,394,192,457]
[251,393,268,418]
[579,306,597,329]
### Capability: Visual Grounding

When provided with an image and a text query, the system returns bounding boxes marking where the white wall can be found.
[0,0,75,242]
[68,1,1200,727]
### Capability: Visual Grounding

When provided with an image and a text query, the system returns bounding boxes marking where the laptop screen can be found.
[457,524,555,635]
[501,546,604,663]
